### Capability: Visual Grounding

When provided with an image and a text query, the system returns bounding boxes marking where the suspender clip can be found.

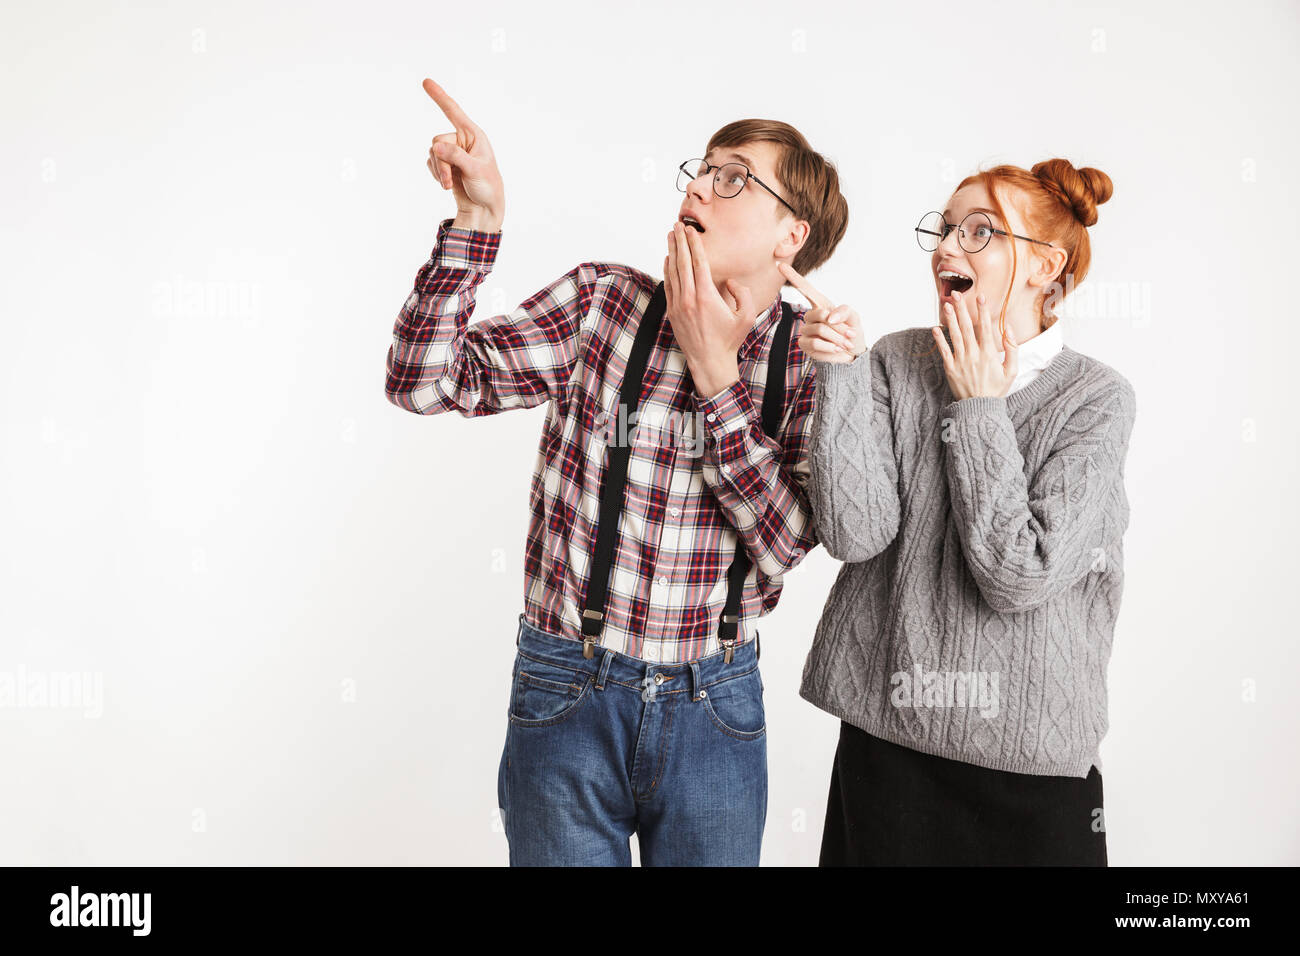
[581,609,603,658]
[720,614,740,664]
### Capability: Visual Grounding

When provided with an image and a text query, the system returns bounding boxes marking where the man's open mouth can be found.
[938,269,973,297]
[679,215,705,233]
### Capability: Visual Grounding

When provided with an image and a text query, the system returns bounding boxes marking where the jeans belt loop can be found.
[689,661,704,701]
[595,646,616,691]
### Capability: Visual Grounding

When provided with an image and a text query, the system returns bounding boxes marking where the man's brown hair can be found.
[706,119,849,276]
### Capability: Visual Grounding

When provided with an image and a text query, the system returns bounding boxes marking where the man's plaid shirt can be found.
[385,218,821,663]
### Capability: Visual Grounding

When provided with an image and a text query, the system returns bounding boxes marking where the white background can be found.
[2,0,1296,866]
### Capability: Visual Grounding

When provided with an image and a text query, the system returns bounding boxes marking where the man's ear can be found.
[773,218,811,263]
[1027,246,1068,290]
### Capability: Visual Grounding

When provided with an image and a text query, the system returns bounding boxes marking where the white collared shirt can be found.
[1005,319,1064,395]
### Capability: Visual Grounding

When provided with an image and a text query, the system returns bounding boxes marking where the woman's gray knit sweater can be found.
[800,326,1137,778]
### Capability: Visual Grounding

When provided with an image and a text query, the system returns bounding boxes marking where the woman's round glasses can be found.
[677,158,799,216]
[915,210,1053,254]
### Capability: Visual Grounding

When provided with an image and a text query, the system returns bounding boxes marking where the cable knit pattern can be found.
[800,326,1136,777]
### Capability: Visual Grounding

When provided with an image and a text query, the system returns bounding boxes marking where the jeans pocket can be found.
[509,652,592,726]
[702,666,766,740]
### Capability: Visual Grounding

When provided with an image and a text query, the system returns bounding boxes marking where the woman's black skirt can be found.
[820,720,1108,866]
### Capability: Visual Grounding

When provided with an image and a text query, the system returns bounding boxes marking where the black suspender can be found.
[578,283,669,657]
[716,299,796,661]
[578,280,798,662]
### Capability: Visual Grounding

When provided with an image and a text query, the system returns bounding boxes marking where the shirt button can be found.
[657,576,668,587]
[706,412,717,422]
[668,506,681,518]
[720,465,730,476]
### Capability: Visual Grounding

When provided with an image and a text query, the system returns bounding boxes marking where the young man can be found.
[384,78,851,866]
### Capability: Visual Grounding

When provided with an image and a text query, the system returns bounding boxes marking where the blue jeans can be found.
[496,613,768,866]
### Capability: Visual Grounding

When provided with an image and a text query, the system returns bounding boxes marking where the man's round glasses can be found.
[915,210,1054,254]
[677,158,799,216]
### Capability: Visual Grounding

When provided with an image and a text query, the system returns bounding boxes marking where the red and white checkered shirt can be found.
[385,218,821,663]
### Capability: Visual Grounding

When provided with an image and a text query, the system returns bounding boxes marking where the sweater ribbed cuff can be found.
[942,394,1009,420]
[813,350,871,395]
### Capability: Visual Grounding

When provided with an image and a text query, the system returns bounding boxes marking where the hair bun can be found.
[1031,158,1113,227]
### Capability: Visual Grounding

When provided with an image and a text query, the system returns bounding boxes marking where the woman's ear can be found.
[773,218,811,262]
[1027,246,1069,290]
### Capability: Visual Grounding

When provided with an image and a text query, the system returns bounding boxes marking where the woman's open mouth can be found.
[938,269,974,298]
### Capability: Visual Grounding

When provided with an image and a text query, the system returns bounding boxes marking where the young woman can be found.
[781,159,1136,865]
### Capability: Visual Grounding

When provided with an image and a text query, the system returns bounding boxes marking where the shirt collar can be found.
[1011,318,1064,373]
[738,292,786,362]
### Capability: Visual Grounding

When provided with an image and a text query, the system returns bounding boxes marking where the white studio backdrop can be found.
[1,0,1296,866]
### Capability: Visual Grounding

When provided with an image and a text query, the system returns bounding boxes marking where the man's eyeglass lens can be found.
[677,160,750,199]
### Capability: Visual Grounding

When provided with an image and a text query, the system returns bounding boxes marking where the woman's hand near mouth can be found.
[779,262,864,364]
[933,291,1019,400]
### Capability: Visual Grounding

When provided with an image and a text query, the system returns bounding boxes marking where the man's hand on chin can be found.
[664,221,754,399]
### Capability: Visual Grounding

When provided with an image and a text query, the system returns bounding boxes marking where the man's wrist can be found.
[691,360,740,399]
[452,209,504,233]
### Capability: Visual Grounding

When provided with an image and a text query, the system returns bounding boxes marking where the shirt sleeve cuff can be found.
[433,217,502,272]
[695,379,761,458]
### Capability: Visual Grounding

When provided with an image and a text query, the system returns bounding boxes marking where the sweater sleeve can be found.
[807,341,901,563]
[940,379,1137,613]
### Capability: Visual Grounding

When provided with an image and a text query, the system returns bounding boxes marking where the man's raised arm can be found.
[384,79,587,417]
